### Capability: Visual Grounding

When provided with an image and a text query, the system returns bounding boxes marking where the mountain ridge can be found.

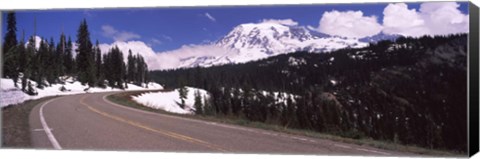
[175,20,401,69]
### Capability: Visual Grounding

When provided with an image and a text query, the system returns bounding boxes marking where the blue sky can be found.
[2,2,469,52]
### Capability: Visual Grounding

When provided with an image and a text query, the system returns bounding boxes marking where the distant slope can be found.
[150,34,467,152]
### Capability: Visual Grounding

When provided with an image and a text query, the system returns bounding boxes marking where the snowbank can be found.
[0,78,163,107]
[131,87,209,114]
[1,79,27,107]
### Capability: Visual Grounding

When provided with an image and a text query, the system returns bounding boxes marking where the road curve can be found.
[29,92,413,156]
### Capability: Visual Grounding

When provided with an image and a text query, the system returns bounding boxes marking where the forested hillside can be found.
[2,12,150,95]
[151,34,467,151]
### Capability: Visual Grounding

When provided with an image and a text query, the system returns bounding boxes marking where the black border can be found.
[469,1,479,157]
[0,9,3,148]
[0,1,479,157]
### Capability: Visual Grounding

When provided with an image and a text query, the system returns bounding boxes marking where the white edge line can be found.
[39,98,62,150]
[102,93,265,133]
[355,148,391,155]
[334,144,352,149]
[101,93,394,155]
[103,93,328,142]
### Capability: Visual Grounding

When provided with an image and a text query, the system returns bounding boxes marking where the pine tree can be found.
[75,19,96,86]
[56,33,67,78]
[104,46,125,89]
[46,37,56,85]
[144,63,149,86]
[103,53,114,87]
[127,50,135,83]
[203,95,214,116]
[95,41,105,87]
[3,12,18,79]
[36,39,49,88]
[136,54,145,85]
[194,90,203,114]
[178,86,189,109]
[17,31,27,90]
[64,36,74,75]
[21,35,35,91]
[121,59,127,89]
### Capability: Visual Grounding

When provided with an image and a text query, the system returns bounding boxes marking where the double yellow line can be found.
[79,95,229,152]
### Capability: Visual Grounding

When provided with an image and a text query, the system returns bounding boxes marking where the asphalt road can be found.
[29,92,413,156]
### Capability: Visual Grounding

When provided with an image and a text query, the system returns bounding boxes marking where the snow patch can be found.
[131,87,209,114]
[288,57,307,66]
[0,78,163,107]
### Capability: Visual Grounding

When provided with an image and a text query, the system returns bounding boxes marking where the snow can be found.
[214,22,368,65]
[131,87,297,114]
[330,80,338,85]
[131,87,209,114]
[258,90,298,105]
[0,78,163,107]
[159,20,370,70]
[288,57,307,66]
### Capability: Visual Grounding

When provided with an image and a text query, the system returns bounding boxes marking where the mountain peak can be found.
[161,20,401,70]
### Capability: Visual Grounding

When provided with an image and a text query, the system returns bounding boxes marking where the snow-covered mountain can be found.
[173,20,399,69]
[359,32,401,43]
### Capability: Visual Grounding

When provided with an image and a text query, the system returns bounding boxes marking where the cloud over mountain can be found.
[101,25,141,41]
[317,10,383,38]
[315,2,468,38]
[382,2,469,37]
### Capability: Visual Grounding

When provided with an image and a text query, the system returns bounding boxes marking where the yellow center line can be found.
[79,95,229,152]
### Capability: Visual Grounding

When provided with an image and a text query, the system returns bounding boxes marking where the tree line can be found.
[2,12,150,94]
[152,34,468,152]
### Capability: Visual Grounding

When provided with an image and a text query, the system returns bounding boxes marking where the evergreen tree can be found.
[95,41,105,87]
[144,63,150,86]
[178,86,189,109]
[194,90,203,114]
[56,33,67,78]
[36,39,49,88]
[75,19,96,86]
[16,31,26,90]
[64,36,74,75]
[203,95,214,116]
[21,35,35,91]
[136,54,145,85]
[104,46,125,89]
[127,50,135,83]
[46,37,56,85]
[3,12,18,79]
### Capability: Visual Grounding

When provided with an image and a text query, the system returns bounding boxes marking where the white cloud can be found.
[156,44,234,70]
[101,25,141,41]
[317,10,383,38]
[261,19,299,26]
[99,41,162,70]
[114,32,141,41]
[98,40,235,70]
[101,25,117,37]
[205,13,216,22]
[83,10,95,17]
[382,2,468,37]
[151,38,162,45]
[162,35,173,41]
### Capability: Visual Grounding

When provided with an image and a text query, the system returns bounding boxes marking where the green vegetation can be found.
[151,34,468,152]
[2,12,150,92]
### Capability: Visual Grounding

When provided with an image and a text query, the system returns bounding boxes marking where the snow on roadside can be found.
[131,87,209,114]
[0,78,163,107]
